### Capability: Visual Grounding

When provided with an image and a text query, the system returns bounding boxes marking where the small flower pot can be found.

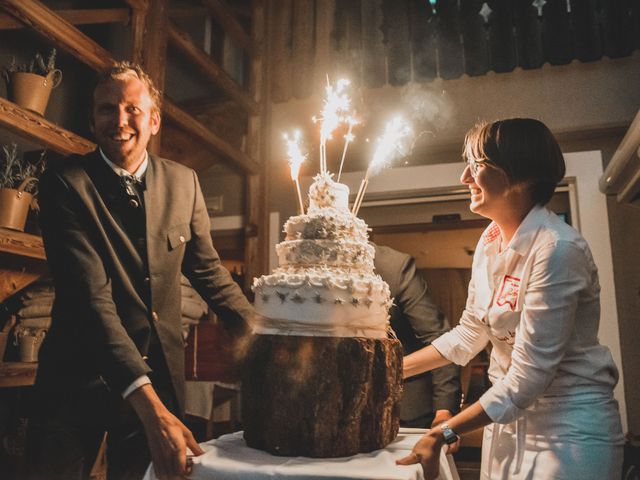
[0,187,33,231]
[8,69,62,116]
[14,326,46,363]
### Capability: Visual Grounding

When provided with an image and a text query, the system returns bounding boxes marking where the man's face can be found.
[92,76,160,170]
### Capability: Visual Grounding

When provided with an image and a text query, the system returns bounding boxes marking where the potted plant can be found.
[3,48,62,116]
[0,143,45,231]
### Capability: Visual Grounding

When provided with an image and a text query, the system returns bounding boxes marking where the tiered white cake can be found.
[252,173,392,339]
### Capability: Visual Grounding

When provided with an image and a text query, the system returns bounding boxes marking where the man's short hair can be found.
[95,61,162,113]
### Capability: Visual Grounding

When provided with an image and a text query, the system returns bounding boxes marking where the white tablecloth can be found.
[143,428,459,480]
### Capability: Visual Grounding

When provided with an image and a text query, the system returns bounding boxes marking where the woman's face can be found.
[460,158,512,219]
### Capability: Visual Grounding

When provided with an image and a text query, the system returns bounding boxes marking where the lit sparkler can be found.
[312,78,353,174]
[337,116,359,182]
[352,116,413,215]
[284,130,307,214]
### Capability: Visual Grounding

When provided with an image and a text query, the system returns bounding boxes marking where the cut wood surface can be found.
[242,334,403,458]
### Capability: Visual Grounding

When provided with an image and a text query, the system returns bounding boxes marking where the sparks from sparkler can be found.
[337,116,360,182]
[352,116,413,215]
[284,129,307,214]
[312,78,353,175]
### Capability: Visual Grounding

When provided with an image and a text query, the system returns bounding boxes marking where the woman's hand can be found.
[396,430,445,479]
[431,410,461,454]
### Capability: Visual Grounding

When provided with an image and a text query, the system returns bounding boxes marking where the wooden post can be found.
[243,0,270,292]
[134,0,168,155]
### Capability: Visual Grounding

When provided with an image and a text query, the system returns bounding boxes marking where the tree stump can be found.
[241,334,403,458]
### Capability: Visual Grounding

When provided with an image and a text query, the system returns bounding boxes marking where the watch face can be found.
[442,427,459,445]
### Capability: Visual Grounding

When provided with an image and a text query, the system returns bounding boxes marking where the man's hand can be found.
[128,384,204,479]
[396,430,444,479]
[430,410,461,454]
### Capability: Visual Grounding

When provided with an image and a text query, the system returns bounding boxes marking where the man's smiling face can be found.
[93,75,160,171]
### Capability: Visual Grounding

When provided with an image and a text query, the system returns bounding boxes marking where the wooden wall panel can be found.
[602,0,633,58]
[514,0,543,69]
[382,0,411,86]
[541,0,572,65]
[632,1,640,50]
[267,0,639,102]
[409,0,436,83]
[314,0,336,90]
[571,0,602,62]
[333,0,363,83]
[291,0,315,99]
[270,0,292,102]
[487,0,516,73]
[460,0,489,76]
[361,0,386,88]
[437,0,464,80]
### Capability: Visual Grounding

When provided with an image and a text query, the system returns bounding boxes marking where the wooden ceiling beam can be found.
[0,8,129,30]
[124,0,149,10]
[167,21,259,115]
[200,0,259,57]
[163,98,259,174]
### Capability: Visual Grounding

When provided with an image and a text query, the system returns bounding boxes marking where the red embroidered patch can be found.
[483,223,501,245]
[496,275,521,310]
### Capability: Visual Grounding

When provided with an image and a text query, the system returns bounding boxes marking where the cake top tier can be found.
[308,173,350,213]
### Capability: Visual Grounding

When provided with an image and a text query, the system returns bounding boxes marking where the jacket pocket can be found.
[167,224,191,250]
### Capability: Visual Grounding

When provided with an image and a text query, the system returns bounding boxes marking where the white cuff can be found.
[122,375,152,399]
[479,381,525,424]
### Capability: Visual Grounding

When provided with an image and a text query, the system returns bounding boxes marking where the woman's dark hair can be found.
[463,118,566,206]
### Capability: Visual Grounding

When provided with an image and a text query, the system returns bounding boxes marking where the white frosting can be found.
[252,172,392,338]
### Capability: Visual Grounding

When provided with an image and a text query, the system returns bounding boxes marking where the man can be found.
[374,245,461,434]
[27,62,254,480]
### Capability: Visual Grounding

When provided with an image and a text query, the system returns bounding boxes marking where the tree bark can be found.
[241,334,403,457]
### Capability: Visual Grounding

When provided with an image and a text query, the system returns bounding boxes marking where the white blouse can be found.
[432,205,619,424]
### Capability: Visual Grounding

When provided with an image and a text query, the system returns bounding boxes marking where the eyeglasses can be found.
[465,158,492,178]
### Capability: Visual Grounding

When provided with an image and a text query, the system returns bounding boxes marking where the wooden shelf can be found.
[0,228,45,260]
[0,229,47,303]
[0,362,37,388]
[0,97,95,156]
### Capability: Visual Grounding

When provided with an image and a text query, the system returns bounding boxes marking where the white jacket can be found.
[433,205,619,424]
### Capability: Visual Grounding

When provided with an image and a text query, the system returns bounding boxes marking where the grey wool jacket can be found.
[36,151,254,416]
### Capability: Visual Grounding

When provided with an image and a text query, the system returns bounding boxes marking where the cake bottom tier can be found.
[241,334,403,458]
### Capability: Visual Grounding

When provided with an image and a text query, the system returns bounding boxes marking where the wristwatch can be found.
[439,423,460,445]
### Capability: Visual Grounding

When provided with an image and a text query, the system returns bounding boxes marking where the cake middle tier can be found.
[252,267,392,339]
[276,239,375,269]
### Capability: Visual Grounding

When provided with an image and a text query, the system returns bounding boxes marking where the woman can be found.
[396,118,624,479]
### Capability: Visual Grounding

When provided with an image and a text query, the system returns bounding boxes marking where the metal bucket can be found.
[0,187,33,231]
[8,69,62,115]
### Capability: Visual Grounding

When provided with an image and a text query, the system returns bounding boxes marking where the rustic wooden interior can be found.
[1,1,639,478]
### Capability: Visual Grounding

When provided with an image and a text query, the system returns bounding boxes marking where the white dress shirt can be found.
[432,205,619,424]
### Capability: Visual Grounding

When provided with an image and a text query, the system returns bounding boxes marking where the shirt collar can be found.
[506,204,550,256]
[98,148,148,180]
